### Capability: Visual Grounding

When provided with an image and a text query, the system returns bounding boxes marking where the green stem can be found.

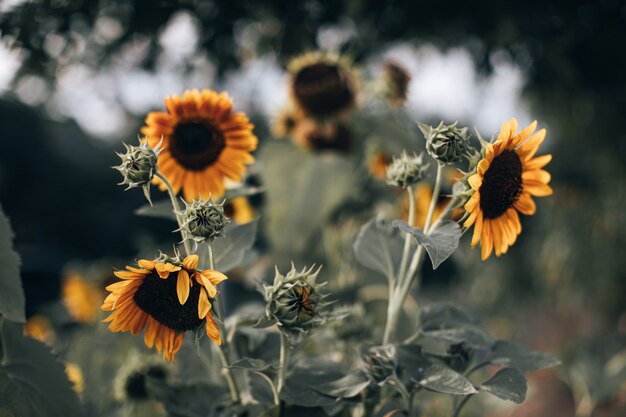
[155,172,192,256]
[253,371,280,405]
[423,163,444,234]
[206,242,241,404]
[277,332,289,393]
[215,345,241,403]
[382,163,444,344]
[397,186,416,287]
[451,395,472,417]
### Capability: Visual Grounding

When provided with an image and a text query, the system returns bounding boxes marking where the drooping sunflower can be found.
[62,272,104,324]
[141,89,258,201]
[464,118,553,260]
[102,254,226,362]
[288,52,357,120]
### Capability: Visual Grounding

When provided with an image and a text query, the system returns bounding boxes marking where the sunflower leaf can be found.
[392,220,461,269]
[228,357,275,372]
[0,319,84,417]
[202,219,258,271]
[354,217,406,281]
[395,345,477,395]
[135,199,176,220]
[487,341,561,372]
[480,368,527,403]
[0,205,25,323]
[313,370,371,399]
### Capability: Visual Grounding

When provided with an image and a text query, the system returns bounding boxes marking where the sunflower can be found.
[102,254,226,362]
[141,89,258,202]
[288,52,357,120]
[464,118,553,260]
[62,272,104,324]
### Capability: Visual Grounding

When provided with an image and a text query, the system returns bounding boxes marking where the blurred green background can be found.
[0,1,624,415]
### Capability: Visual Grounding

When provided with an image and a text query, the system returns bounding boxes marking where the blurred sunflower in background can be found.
[464,118,552,259]
[141,89,258,201]
[24,315,55,345]
[62,272,104,324]
[224,196,255,224]
[288,52,358,120]
[381,61,411,108]
[367,148,392,180]
[102,254,226,361]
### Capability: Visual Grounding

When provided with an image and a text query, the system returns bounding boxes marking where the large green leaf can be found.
[280,358,347,407]
[0,319,84,416]
[200,219,258,271]
[0,206,25,323]
[313,370,371,399]
[135,199,176,220]
[418,303,494,348]
[396,345,477,396]
[481,368,527,403]
[354,217,406,280]
[488,341,561,372]
[393,220,461,269]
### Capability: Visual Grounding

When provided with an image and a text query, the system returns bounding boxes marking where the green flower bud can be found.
[114,139,160,204]
[386,151,429,188]
[419,121,470,165]
[263,264,329,339]
[361,345,397,385]
[178,198,229,244]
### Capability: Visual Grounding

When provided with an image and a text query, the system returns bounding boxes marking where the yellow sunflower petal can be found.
[481,220,493,260]
[523,181,553,197]
[522,169,551,184]
[514,193,536,215]
[176,269,191,305]
[524,154,552,170]
[183,255,199,270]
[198,289,212,319]
[470,211,483,248]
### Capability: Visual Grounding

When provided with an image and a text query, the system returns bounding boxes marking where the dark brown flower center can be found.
[134,271,203,331]
[293,62,354,118]
[170,121,225,171]
[479,150,523,219]
[287,286,315,318]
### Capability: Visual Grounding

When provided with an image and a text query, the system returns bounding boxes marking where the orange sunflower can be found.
[141,89,258,201]
[464,118,553,260]
[102,254,226,362]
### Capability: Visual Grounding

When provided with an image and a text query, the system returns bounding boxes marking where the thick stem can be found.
[253,371,280,405]
[451,395,472,417]
[382,164,444,344]
[277,332,289,393]
[397,186,416,286]
[155,172,192,256]
[215,346,240,403]
[207,242,241,403]
[423,163,444,234]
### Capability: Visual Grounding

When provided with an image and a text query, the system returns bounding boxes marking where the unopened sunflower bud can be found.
[114,139,160,204]
[386,151,429,188]
[419,121,470,165]
[263,264,329,338]
[178,198,229,243]
[361,345,397,385]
